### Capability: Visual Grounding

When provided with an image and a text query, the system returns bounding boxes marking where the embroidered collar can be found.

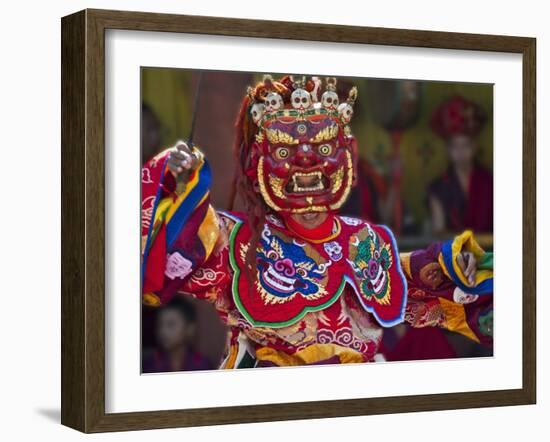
[283,214,341,244]
[226,212,407,329]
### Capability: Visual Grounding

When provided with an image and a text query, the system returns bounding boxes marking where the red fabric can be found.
[141,149,215,303]
[143,223,167,293]
[141,150,173,294]
[463,166,493,232]
[282,213,335,241]
[154,199,211,305]
[141,152,175,236]
[387,326,456,361]
[232,214,407,327]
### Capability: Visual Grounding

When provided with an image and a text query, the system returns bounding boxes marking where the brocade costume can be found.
[141,76,493,368]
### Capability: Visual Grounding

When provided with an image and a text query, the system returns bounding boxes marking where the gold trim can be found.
[257,157,283,212]
[329,149,354,210]
[220,344,239,369]
[309,124,338,143]
[439,297,480,343]
[268,175,285,198]
[255,343,365,366]
[197,205,220,259]
[142,293,161,307]
[399,252,413,279]
[265,128,299,145]
[330,166,344,194]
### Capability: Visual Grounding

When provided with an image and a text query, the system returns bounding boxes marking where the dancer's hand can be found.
[167,141,201,192]
[457,251,477,287]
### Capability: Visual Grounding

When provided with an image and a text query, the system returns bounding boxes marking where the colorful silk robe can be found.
[141,149,494,367]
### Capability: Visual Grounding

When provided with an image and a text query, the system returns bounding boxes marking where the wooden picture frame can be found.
[61,8,536,433]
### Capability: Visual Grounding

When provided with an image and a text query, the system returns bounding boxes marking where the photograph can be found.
[140,69,494,372]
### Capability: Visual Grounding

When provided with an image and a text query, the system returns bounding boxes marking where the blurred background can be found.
[141,68,494,371]
[141,68,493,244]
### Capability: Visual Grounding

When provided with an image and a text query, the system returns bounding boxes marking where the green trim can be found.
[228,221,348,329]
[478,252,493,270]
[149,203,170,244]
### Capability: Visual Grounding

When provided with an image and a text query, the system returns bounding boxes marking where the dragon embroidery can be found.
[348,225,393,305]
[240,227,329,305]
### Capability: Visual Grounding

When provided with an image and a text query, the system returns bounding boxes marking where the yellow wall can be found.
[142,67,193,148]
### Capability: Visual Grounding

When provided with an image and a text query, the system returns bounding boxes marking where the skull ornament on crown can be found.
[321,77,339,111]
[291,88,312,111]
[338,102,354,124]
[250,102,265,125]
[239,75,359,214]
[264,91,284,113]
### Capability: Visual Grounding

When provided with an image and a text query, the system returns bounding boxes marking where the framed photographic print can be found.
[61,9,536,433]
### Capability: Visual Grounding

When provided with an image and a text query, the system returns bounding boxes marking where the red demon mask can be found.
[239,76,359,215]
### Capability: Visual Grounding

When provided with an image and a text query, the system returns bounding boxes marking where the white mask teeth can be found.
[289,171,325,192]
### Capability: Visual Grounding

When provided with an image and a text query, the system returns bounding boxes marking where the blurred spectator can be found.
[343,157,386,222]
[143,296,214,373]
[141,102,163,165]
[428,96,493,233]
